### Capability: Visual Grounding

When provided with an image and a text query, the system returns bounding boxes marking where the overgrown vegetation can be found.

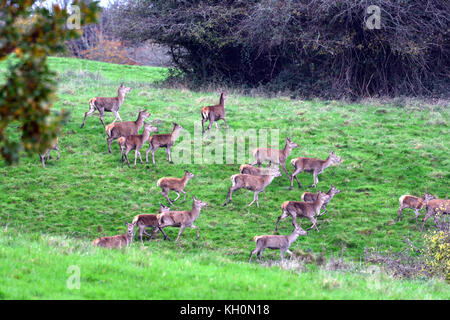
[111,0,449,98]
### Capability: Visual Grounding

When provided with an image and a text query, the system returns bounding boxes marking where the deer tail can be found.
[254,235,262,242]
[92,238,101,247]
[201,107,209,120]
[290,158,297,167]
[230,174,239,187]
[131,215,140,225]
[105,123,115,137]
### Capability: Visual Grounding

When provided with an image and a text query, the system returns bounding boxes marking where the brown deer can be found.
[157,196,208,242]
[239,164,279,176]
[39,137,60,168]
[145,122,183,164]
[396,193,433,223]
[92,221,134,249]
[223,167,281,208]
[275,192,328,232]
[118,122,158,167]
[251,137,299,180]
[249,227,307,262]
[290,151,342,189]
[201,92,228,134]
[157,170,195,205]
[106,109,151,153]
[81,83,132,128]
[421,193,449,232]
[301,185,341,216]
[131,204,171,243]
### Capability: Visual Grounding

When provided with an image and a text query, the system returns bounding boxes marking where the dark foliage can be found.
[111,0,449,98]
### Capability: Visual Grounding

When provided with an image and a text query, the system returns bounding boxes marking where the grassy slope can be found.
[0,57,449,299]
[1,230,448,299]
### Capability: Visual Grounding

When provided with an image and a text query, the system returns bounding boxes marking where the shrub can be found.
[423,230,450,281]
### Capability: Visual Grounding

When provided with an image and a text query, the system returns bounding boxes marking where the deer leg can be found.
[249,249,257,262]
[181,190,187,203]
[124,149,131,167]
[145,143,152,163]
[214,122,219,130]
[201,118,206,134]
[138,150,144,164]
[223,188,234,206]
[134,150,138,166]
[275,210,289,231]
[290,167,303,190]
[161,189,173,206]
[167,147,172,162]
[414,209,421,223]
[80,103,96,128]
[248,191,259,207]
[396,205,405,222]
[286,249,294,257]
[280,163,290,180]
[192,224,200,240]
[40,154,46,167]
[421,212,432,232]
[280,249,286,262]
[173,192,181,202]
[309,172,319,188]
[152,148,158,165]
[307,217,319,232]
[223,118,229,130]
[112,110,122,122]
[98,109,106,128]
[158,227,170,240]
[107,137,114,154]
[175,226,186,242]
[55,147,61,160]
[207,119,214,131]
[139,226,145,243]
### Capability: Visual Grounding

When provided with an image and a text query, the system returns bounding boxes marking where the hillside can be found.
[0,57,448,299]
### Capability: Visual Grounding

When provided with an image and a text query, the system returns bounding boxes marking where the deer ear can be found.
[124,220,128,226]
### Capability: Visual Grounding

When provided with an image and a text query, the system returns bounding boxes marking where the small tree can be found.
[0,0,99,164]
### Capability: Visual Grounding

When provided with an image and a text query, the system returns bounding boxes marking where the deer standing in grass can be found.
[223,167,281,208]
[39,137,60,168]
[132,204,171,243]
[157,170,195,205]
[145,122,183,164]
[92,221,134,249]
[396,193,433,223]
[118,122,158,167]
[201,92,228,134]
[301,185,341,216]
[251,137,299,180]
[421,193,449,232]
[275,192,328,232]
[157,196,208,242]
[290,151,342,190]
[249,227,307,262]
[106,109,151,153]
[81,83,132,128]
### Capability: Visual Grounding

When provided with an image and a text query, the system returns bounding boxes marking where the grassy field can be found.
[0,57,449,299]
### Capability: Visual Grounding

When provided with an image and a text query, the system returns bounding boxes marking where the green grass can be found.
[1,229,448,299]
[0,56,449,299]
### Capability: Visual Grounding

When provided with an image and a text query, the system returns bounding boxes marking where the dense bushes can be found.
[111,0,449,98]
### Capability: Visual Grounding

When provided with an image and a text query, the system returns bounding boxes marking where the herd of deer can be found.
[40,84,448,262]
